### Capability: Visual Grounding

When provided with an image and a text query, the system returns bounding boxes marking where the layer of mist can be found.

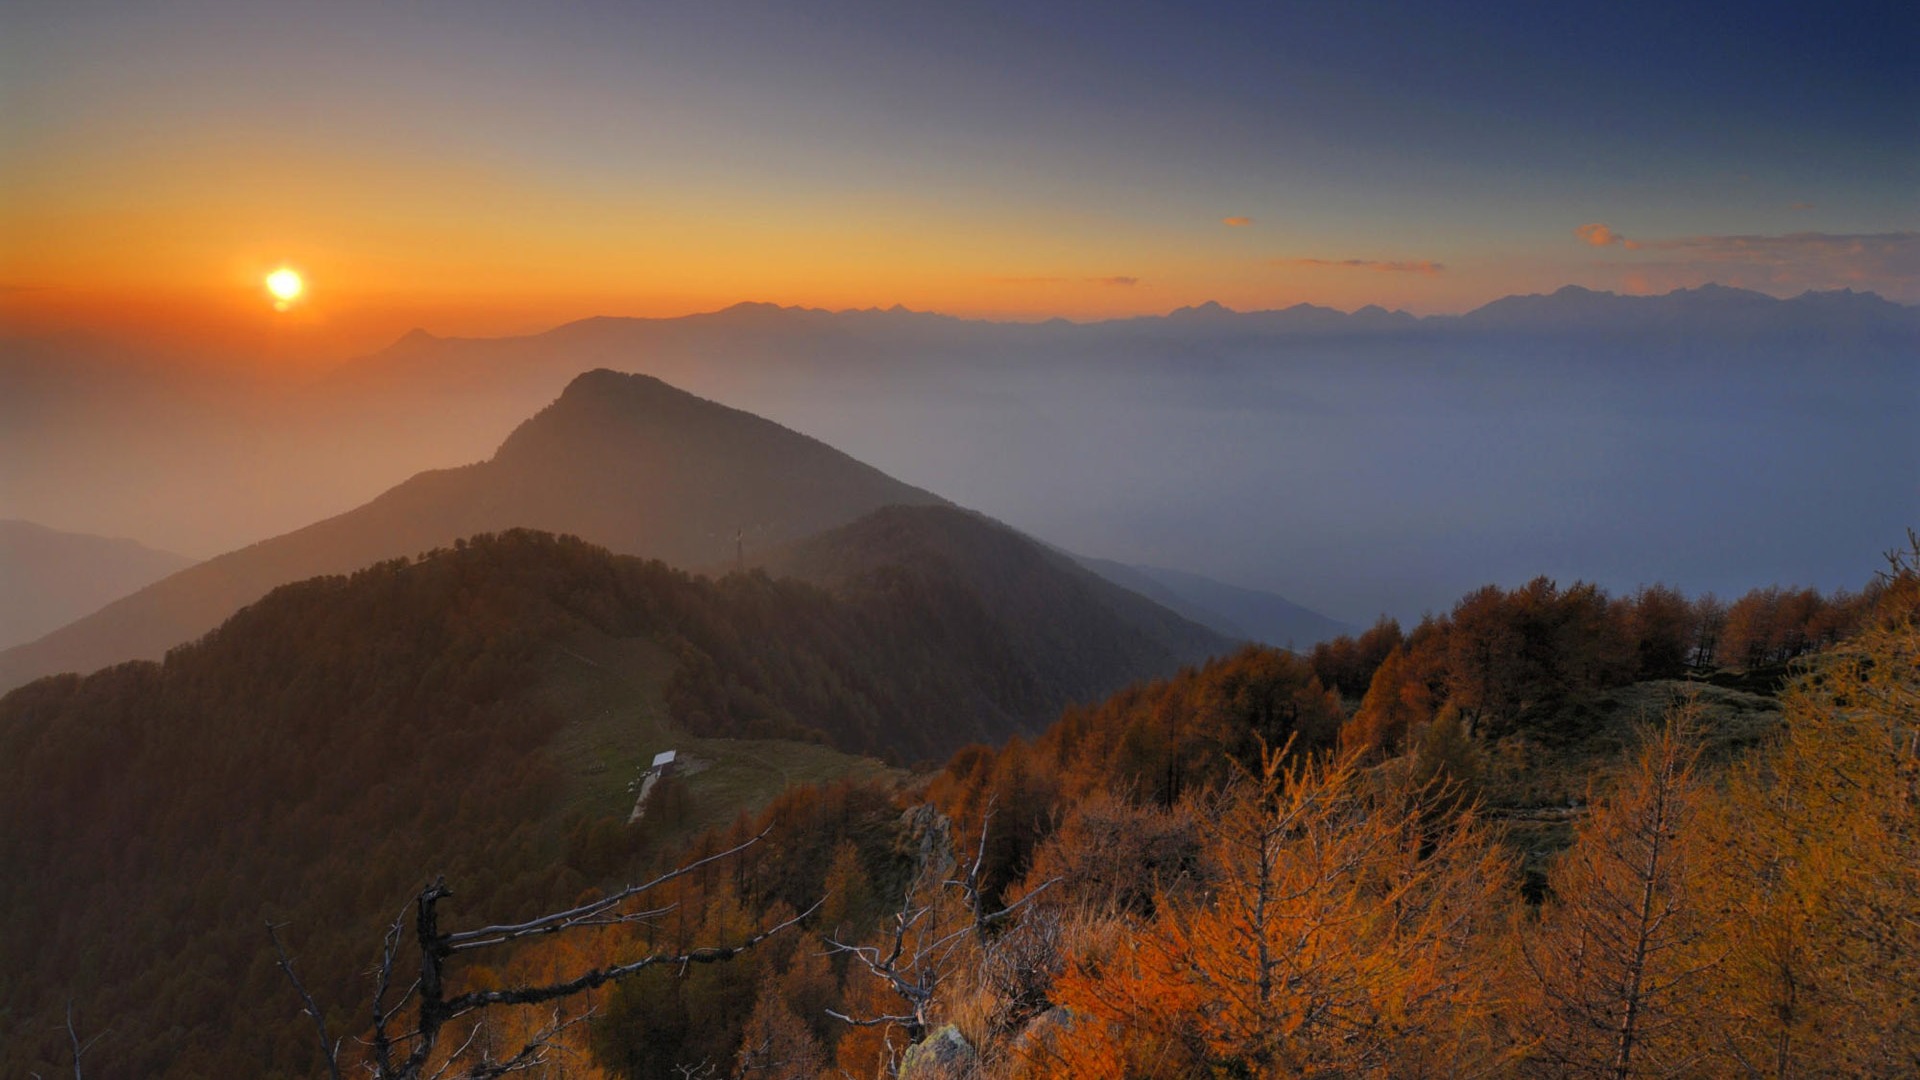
[4,285,1913,622]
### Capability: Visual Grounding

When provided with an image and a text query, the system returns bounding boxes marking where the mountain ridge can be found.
[748,504,1227,705]
[484,284,1917,347]
[0,370,948,692]
[0,521,194,651]
[1071,554,1352,648]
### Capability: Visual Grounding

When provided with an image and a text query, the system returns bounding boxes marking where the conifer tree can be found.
[1513,710,1714,1078]
[1689,543,1920,1076]
[1040,744,1509,1078]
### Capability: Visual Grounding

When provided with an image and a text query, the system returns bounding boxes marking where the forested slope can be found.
[0,527,1206,1077]
[559,557,1918,1079]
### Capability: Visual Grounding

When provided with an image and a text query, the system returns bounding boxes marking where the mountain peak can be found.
[714,300,798,319]
[493,369,760,467]
[1169,300,1235,319]
[556,366,671,399]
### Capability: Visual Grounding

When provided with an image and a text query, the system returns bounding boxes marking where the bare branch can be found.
[824,1008,919,1028]
[829,804,1057,1045]
[275,828,793,1079]
[369,902,412,1076]
[425,1021,486,1080]
[441,901,818,1017]
[265,926,342,1080]
[63,1001,110,1080]
[444,830,767,952]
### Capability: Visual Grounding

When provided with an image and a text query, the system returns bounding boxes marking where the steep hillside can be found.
[0,370,945,692]
[0,521,193,649]
[0,526,1197,1076]
[752,505,1227,708]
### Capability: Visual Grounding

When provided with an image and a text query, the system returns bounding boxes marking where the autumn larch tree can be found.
[1689,539,1920,1076]
[1034,742,1511,1078]
[1512,708,1715,1079]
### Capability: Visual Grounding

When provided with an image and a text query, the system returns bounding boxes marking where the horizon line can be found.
[380,281,1909,346]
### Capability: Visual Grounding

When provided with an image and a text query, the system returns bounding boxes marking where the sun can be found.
[265,267,304,309]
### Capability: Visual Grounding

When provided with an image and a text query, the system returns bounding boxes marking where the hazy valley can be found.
[9,286,1913,622]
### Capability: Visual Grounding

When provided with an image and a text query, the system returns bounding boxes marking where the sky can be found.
[3,0,1916,361]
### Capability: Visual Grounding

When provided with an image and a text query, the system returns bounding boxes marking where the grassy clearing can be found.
[1480,677,1783,812]
[1478,677,1783,888]
[533,629,903,850]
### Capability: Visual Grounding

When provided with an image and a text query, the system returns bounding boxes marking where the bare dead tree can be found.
[270,922,346,1080]
[57,1001,108,1080]
[274,829,812,1079]
[825,806,1056,1048]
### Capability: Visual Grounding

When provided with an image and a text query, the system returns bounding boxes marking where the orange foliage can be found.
[1032,747,1511,1078]
[1509,712,1712,1077]
[1340,644,1434,757]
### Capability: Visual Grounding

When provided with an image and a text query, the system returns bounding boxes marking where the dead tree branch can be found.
[826,806,1057,1045]
[62,1001,108,1080]
[267,922,345,1080]
[274,829,804,1079]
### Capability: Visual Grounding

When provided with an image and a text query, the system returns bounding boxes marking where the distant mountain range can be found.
[0,521,192,651]
[1072,555,1351,647]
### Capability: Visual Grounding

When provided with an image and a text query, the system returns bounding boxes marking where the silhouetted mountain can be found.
[0,521,193,650]
[1073,554,1351,647]
[0,370,944,691]
[751,505,1227,705]
[1457,283,1920,340]
[1157,299,1422,337]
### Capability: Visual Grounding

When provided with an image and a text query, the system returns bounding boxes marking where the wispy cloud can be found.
[1221,216,1254,227]
[1787,202,1815,211]
[1575,223,1641,250]
[1602,230,1920,300]
[1646,230,1918,275]
[1093,275,1140,287]
[1274,257,1445,276]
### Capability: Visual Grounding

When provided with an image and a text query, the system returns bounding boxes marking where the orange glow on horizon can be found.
[1,134,1498,364]
[0,262,1518,370]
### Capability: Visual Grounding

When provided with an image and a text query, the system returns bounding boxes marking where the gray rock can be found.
[898,1024,974,1079]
